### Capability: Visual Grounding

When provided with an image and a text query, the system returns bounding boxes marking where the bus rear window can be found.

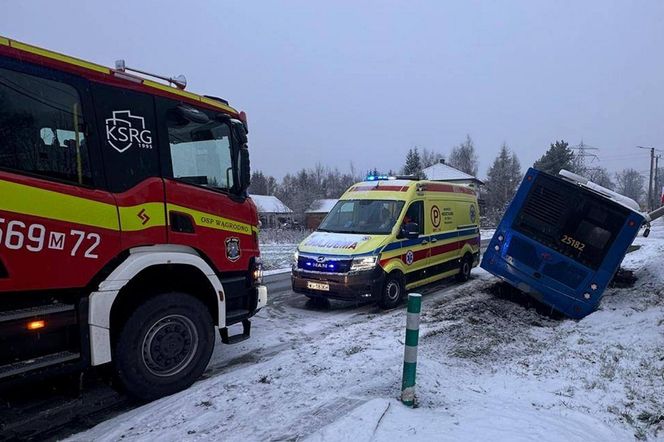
[512,174,630,270]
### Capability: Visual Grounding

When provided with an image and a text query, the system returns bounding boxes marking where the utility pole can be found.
[656,155,661,208]
[637,146,656,210]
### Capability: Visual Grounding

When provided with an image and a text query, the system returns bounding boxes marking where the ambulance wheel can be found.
[113,292,215,401]
[456,254,472,282]
[379,273,404,309]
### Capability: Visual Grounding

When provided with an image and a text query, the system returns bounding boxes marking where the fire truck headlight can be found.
[350,256,378,272]
[252,258,263,285]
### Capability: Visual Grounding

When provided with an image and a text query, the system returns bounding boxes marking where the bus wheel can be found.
[113,292,215,401]
[379,274,404,309]
[456,254,472,282]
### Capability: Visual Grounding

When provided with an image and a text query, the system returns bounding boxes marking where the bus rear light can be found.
[27,320,45,330]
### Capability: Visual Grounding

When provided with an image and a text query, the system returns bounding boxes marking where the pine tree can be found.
[533,140,577,175]
[403,147,423,177]
[484,143,522,224]
[248,171,268,195]
[448,135,478,176]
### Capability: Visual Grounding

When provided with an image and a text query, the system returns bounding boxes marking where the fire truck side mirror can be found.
[239,147,251,192]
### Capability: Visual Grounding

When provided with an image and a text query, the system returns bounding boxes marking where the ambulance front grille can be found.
[298,256,352,273]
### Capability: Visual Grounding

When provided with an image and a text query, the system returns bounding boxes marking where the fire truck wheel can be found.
[113,292,215,401]
[379,273,404,309]
[456,254,472,282]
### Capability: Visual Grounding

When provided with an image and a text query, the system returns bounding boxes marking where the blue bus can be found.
[481,168,647,319]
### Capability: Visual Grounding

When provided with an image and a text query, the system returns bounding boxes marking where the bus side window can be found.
[0,66,92,185]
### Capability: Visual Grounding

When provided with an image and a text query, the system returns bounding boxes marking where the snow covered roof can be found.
[249,194,293,214]
[422,161,484,184]
[305,199,338,214]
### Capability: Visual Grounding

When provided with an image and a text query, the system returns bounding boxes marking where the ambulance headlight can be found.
[350,256,378,272]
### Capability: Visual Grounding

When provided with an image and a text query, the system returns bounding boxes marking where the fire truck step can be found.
[0,351,80,379]
[220,319,251,345]
[0,303,75,323]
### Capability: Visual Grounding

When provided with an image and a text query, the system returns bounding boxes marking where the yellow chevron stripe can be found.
[118,203,167,232]
[0,179,119,230]
[1,35,239,115]
[9,41,110,74]
[144,80,238,114]
[0,179,254,235]
[199,96,238,114]
[168,204,252,236]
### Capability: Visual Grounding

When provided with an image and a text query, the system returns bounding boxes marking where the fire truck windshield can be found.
[167,114,235,190]
[318,199,405,235]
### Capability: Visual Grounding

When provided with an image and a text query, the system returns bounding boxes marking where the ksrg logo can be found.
[105,110,153,153]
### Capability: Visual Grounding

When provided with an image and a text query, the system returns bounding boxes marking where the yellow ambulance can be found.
[291,176,480,308]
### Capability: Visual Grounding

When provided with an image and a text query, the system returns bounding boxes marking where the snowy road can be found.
[68,224,663,441]
[2,233,662,441]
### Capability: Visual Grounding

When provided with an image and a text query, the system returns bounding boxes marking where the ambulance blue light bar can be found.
[366,175,397,181]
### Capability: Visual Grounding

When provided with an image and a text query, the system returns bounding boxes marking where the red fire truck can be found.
[0,36,267,400]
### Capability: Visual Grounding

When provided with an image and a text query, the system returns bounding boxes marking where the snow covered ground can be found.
[259,229,309,271]
[69,221,664,441]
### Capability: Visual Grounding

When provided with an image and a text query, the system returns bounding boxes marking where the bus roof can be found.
[0,35,239,116]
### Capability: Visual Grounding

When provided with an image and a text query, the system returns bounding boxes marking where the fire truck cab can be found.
[0,36,267,400]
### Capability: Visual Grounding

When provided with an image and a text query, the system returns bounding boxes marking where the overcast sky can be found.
[3,1,663,180]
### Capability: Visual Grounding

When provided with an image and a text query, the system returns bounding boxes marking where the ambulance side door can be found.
[402,200,431,284]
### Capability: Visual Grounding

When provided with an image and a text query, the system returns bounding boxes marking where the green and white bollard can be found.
[401,293,421,407]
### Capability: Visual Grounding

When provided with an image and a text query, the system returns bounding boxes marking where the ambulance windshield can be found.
[318,199,405,235]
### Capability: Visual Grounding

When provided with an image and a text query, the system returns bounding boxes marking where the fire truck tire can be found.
[113,292,215,401]
[456,254,473,282]
[378,273,404,309]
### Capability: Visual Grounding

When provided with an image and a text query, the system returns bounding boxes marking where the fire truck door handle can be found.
[421,239,429,245]
[431,238,437,243]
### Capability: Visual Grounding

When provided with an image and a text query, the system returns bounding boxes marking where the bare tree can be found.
[615,168,645,204]
[586,167,614,190]
[448,135,478,176]
[421,148,445,168]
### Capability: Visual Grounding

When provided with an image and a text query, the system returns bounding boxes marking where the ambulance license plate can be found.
[307,281,330,291]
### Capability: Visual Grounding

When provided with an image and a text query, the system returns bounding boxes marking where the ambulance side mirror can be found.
[400,222,420,240]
